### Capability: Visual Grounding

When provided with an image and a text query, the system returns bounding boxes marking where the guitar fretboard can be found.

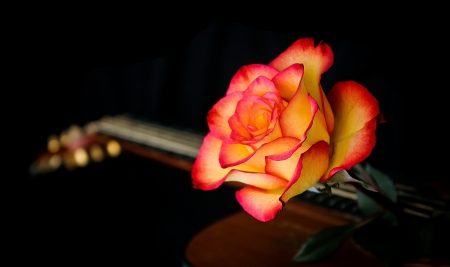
[33,114,449,220]
[88,114,204,161]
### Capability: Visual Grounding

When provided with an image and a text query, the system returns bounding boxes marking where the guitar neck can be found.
[31,114,448,220]
[87,114,204,172]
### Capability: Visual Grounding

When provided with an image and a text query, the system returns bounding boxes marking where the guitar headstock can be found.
[29,122,122,177]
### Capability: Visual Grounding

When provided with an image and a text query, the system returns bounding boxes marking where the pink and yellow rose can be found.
[191,38,380,222]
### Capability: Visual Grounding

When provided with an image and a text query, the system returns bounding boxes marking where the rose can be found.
[191,38,380,222]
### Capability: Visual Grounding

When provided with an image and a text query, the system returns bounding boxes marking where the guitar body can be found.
[184,200,384,267]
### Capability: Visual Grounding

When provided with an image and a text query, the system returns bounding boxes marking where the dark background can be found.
[16,18,448,265]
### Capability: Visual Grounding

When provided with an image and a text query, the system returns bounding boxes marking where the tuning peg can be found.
[62,147,89,170]
[68,124,82,139]
[47,134,60,153]
[62,152,77,170]
[106,140,121,158]
[47,154,62,170]
[89,143,105,162]
[73,147,89,167]
[60,124,83,148]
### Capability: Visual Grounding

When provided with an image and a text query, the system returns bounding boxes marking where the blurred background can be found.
[17,18,448,265]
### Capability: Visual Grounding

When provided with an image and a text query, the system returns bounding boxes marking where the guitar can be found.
[29,114,450,266]
[29,113,449,222]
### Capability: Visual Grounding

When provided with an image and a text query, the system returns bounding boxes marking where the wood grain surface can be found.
[184,199,383,267]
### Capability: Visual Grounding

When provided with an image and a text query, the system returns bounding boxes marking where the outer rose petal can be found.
[271,63,304,102]
[241,137,301,175]
[227,64,279,95]
[322,118,377,181]
[319,83,335,135]
[281,141,330,202]
[207,92,243,143]
[269,38,333,75]
[192,133,230,190]
[265,141,309,182]
[279,79,316,141]
[236,186,284,222]
[269,38,335,135]
[219,142,254,168]
[303,97,329,147]
[321,81,379,181]
[225,169,288,190]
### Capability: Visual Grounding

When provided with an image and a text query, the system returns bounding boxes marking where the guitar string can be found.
[86,114,440,219]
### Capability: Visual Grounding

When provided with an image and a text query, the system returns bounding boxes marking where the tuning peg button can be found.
[60,124,83,148]
[63,147,89,170]
[47,135,60,153]
[89,144,105,162]
[48,154,62,170]
[73,147,89,167]
[106,140,121,157]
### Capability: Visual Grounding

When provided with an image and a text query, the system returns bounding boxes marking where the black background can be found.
[14,17,448,265]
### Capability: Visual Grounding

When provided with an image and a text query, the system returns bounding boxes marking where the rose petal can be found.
[219,142,254,169]
[269,38,333,76]
[234,96,273,137]
[321,81,379,181]
[279,80,316,141]
[322,117,378,181]
[226,169,288,190]
[235,186,284,222]
[252,121,283,149]
[191,133,230,190]
[320,83,335,135]
[244,136,302,172]
[227,64,279,95]
[265,141,309,181]
[207,91,244,143]
[281,140,330,202]
[269,38,335,134]
[304,96,330,146]
[234,77,284,141]
[228,114,253,141]
[219,136,300,172]
[271,63,304,102]
[244,75,281,97]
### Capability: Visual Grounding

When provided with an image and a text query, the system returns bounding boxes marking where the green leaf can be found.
[355,163,398,225]
[356,189,380,216]
[292,223,358,262]
[365,164,397,203]
[357,180,378,192]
